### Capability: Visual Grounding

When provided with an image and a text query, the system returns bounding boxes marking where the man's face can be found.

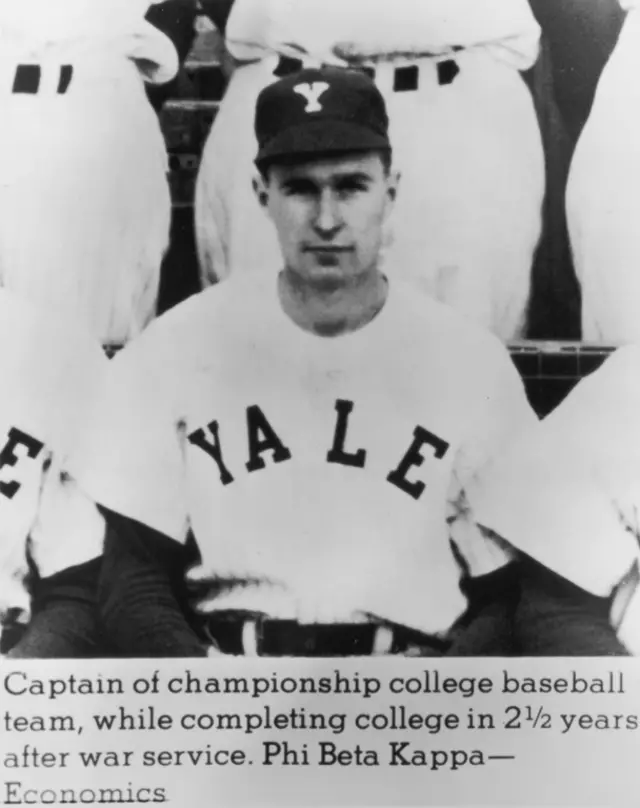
[255,152,399,287]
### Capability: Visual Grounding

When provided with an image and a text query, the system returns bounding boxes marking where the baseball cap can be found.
[254,66,390,168]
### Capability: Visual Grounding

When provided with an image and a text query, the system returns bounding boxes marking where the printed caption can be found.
[0,662,636,805]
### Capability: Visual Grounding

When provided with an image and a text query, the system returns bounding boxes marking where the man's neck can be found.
[277,267,389,336]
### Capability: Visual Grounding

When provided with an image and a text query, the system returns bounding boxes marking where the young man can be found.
[0,291,108,659]
[73,67,622,658]
[468,344,640,655]
[194,0,545,341]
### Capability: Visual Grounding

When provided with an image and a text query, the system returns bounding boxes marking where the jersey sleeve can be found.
[69,334,190,543]
[28,462,106,579]
[225,0,540,69]
[16,315,110,583]
[469,346,640,597]
[224,0,272,61]
[448,342,539,576]
[28,445,107,586]
[0,309,110,613]
[369,0,541,70]
[0,449,43,622]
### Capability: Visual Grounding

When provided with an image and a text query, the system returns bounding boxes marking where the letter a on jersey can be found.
[294,82,330,113]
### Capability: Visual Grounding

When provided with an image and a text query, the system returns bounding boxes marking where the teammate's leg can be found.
[512,556,629,656]
[6,559,108,659]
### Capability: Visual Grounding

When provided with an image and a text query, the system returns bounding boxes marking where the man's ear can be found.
[252,175,269,209]
[388,169,401,202]
[384,170,401,218]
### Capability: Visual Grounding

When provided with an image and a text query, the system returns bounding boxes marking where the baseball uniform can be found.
[469,344,640,654]
[566,0,640,344]
[0,1,177,345]
[0,290,107,658]
[73,65,626,659]
[195,0,545,341]
[72,271,537,656]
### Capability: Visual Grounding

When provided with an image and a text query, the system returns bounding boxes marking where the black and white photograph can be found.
[0,0,639,696]
[4,2,640,805]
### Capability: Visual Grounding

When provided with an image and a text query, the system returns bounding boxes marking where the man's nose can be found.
[313,190,343,237]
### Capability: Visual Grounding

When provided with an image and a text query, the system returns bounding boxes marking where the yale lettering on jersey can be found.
[0,427,44,500]
[187,399,450,501]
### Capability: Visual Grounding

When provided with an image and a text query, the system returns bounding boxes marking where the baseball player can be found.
[67,68,622,658]
[0,290,107,659]
[194,0,545,341]
[566,0,640,344]
[467,344,640,655]
[0,0,178,346]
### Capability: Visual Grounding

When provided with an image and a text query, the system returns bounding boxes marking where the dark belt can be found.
[274,55,460,89]
[204,613,450,657]
[12,64,73,95]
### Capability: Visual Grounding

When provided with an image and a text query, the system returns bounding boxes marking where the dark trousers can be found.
[7,603,106,659]
[4,559,109,659]
[4,557,628,659]
[448,557,629,657]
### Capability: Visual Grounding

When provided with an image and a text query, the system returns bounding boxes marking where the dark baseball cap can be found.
[254,66,390,169]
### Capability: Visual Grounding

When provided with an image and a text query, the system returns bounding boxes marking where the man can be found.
[566,0,640,344]
[0,291,107,659]
[467,344,640,655]
[194,0,545,341]
[0,0,177,346]
[71,67,619,658]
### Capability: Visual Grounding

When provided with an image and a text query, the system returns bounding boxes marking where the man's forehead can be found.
[271,151,384,179]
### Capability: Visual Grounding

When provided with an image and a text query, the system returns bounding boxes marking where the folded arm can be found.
[98,507,207,658]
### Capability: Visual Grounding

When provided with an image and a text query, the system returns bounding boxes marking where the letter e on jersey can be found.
[0,427,44,500]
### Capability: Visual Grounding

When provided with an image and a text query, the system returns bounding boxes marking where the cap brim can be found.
[255,119,390,167]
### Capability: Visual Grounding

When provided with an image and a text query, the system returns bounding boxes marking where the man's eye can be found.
[336,180,368,194]
[282,180,318,196]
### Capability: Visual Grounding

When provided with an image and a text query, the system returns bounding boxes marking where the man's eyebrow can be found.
[334,171,374,183]
[279,175,319,188]
[278,170,374,188]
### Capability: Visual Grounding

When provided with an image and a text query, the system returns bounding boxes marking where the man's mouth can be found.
[304,246,353,253]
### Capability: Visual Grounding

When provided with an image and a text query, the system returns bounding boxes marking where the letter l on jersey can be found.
[188,401,450,498]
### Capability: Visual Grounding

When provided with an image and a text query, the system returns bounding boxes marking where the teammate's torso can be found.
[0,0,154,41]
[0,292,106,616]
[0,0,177,86]
[470,343,640,599]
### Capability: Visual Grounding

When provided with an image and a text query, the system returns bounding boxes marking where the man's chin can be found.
[307,273,347,293]
[285,262,355,292]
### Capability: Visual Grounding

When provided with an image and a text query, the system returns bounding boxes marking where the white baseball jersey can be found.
[566,0,640,343]
[0,291,107,626]
[0,0,177,84]
[468,345,640,652]
[0,1,176,345]
[73,276,536,636]
[195,0,544,340]
[225,0,540,69]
